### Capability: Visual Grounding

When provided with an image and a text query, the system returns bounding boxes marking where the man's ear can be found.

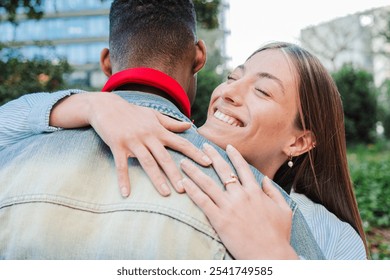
[193,39,207,74]
[283,130,316,158]
[100,48,112,77]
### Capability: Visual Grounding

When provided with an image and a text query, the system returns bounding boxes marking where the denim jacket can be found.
[0,91,325,259]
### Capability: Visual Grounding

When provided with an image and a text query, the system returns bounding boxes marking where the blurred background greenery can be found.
[348,142,390,259]
[1,0,390,259]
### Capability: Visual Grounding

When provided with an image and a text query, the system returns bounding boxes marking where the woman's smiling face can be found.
[198,49,302,176]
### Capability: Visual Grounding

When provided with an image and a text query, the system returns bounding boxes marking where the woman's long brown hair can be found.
[250,42,369,257]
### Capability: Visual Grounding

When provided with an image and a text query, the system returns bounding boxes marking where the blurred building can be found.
[0,0,111,88]
[0,0,230,88]
[300,5,390,86]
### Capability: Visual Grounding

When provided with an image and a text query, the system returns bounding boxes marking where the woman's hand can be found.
[179,143,298,259]
[50,92,212,197]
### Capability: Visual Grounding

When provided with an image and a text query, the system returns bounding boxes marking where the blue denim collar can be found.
[114,91,193,125]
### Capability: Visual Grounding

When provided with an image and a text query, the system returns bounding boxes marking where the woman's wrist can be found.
[50,92,95,128]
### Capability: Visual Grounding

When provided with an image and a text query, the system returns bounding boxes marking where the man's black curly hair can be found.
[109,0,197,71]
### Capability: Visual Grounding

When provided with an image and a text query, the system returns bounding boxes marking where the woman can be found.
[183,42,368,259]
[0,42,368,259]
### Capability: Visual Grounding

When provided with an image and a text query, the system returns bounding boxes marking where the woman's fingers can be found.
[112,149,132,197]
[157,111,213,166]
[130,144,172,197]
[225,144,258,189]
[180,177,219,220]
[201,143,241,191]
[112,142,175,197]
[180,158,225,206]
[262,176,291,211]
[159,124,212,167]
[156,112,192,133]
[147,138,186,193]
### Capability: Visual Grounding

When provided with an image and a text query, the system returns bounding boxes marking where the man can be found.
[0,0,324,259]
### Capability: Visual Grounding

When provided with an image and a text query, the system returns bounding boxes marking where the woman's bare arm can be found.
[49,92,212,197]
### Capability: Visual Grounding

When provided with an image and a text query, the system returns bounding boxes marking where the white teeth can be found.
[213,110,241,127]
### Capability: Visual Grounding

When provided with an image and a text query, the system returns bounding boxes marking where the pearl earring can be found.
[288,153,293,168]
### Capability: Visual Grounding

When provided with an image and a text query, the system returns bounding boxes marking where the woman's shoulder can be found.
[290,191,366,260]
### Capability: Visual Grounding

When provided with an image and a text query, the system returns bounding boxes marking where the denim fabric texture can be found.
[0,91,325,259]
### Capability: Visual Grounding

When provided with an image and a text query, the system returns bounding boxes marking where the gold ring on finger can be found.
[223,173,239,187]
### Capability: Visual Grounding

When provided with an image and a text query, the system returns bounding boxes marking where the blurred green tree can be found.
[0,54,72,105]
[193,0,220,29]
[384,113,390,139]
[379,79,390,139]
[0,0,44,23]
[192,68,223,126]
[332,64,378,144]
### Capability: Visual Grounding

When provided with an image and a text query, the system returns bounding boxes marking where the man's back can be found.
[0,121,226,259]
[0,92,324,259]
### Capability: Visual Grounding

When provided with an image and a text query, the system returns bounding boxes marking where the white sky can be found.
[226,0,390,67]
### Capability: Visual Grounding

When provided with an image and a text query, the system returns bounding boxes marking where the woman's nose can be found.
[222,82,243,105]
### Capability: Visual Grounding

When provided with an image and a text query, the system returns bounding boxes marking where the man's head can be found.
[100,0,206,103]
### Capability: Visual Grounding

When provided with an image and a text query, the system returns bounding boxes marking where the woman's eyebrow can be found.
[256,72,285,95]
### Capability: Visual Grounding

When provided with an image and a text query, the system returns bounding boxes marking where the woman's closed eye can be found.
[255,88,271,97]
[227,74,237,81]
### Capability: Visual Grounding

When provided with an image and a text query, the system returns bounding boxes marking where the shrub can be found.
[348,144,390,229]
[0,55,71,105]
[332,64,378,144]
[191,68,223,127]
[384,113,390,139]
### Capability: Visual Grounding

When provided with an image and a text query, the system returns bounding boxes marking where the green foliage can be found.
[193,0,220,29]
[368,228,390,260]
[348,143,390,229]
[0,54,72,105]
[192,68,223,126]
[378,79,390,139]
[332,64,378,144]
[0,0,44,23]
[348,142,390,259]
[384,113,390,139]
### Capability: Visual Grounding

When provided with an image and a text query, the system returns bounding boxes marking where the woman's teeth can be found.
[214,110,241,127]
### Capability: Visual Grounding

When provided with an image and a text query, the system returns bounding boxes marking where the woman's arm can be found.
[180,143,299,259]
[0,89,84,150]
[0,90,211,197]
[50,92,212,197]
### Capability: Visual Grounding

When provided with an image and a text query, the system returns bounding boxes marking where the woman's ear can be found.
[283,130,316,158]
[193,39,207,74]
[100,48,112,77]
